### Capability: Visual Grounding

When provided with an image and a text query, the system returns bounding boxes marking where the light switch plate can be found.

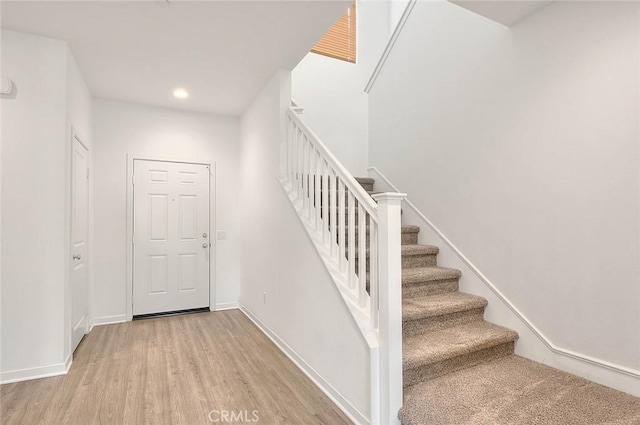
[216,231,226,240]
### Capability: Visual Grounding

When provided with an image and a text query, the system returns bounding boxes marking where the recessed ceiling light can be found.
[173,88,189,99]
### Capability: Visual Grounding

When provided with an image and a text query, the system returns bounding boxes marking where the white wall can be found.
[368,0,640,388]
[291,0,390,175]
[1,30,79,380]
[92,99,241,321]
[239,71,371,423]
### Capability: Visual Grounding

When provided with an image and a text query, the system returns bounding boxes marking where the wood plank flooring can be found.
[0,310,353,425]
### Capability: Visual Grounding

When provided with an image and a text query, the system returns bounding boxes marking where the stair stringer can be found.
[367,166,640,397]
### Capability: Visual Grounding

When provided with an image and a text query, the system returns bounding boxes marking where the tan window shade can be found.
[311,4,356,63]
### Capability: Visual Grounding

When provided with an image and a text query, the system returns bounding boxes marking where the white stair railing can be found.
[281,107,405,425]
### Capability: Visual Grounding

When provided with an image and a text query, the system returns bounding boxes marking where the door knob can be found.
[202,233,208,238]
[202,243,209,248]
[73,254,81,260]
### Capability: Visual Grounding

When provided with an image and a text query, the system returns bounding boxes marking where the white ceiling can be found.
[1,1,351,115]
[450,1,554,27]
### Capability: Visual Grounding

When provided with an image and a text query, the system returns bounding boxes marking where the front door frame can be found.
[125,153,216,321]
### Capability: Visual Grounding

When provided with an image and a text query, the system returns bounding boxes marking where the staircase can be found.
[352,178,640,425]
[353,177,520,390]
[283,108,640,425]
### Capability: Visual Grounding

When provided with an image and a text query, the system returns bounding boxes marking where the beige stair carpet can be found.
[352,177,640,425]
[399,355,640,425]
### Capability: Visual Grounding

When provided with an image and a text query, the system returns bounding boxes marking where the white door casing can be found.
[71,137,89,352]
[133,160,210,315]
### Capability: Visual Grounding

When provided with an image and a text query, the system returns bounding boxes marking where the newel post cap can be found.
[371,192,407,204]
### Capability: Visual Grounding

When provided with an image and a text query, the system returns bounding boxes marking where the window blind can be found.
[311,4,356,63]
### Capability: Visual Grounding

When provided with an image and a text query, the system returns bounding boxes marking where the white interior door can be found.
[133,160,210,315]
[71,137,89,352]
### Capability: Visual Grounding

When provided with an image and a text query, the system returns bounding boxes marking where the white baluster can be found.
[358,204,367,307]
[322,161,329,246]
[302,136,308,212]
[369,217,379,328]
[339,182,346,272]
[298,129,304,200]
[315,150,321,232]
[329,169,338,259]
[290,119,295,185]
[372,192,405,425]
[347,192,356,287]
[308,144,314,221]
[291,124,297,189]
[286,116,291,183]
[295,128,301,199]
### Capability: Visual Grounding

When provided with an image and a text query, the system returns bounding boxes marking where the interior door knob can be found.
[73,254,81,260]
[202,233,208,238]
[202,243,208,248]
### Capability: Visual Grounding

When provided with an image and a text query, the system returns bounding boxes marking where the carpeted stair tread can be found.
[403,321,518,370]
[398,355,640,425]
[358,244,438,258]
[402,266,461,284]
[402,244,439,256]
[403,292,487,322]
[367,266,459,285]
[354,177,375,185]
[400,225,419,234]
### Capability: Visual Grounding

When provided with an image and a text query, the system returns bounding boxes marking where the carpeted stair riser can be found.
[355,248,438,272]
[402,267,462,298]
[403,342,515,388]
[402,232,418,245]
[354,176,375,192]
[403,292,488,336]
[403,278,459,298]
[404,308,485,337]
[360,183,374,192]
[403,252,437,268]
[366,274,460,298]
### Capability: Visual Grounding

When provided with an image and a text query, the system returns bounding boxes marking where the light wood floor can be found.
[0,310,353,425]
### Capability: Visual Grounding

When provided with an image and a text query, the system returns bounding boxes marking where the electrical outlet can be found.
[263,292,267,304]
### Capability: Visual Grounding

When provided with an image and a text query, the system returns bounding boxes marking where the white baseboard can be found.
[89,314,128,331]
[1,354,72,385]
[213,302,239,311]
[368,166,640,397]
[239,303,370,425]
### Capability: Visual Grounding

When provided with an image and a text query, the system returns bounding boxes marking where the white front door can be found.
[133,160,210,315]
[71,137,89,352]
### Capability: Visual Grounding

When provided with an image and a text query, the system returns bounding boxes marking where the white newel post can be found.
[373,192,406,425]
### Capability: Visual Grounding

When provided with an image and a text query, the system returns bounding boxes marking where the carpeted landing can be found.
[399,355,640,425]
